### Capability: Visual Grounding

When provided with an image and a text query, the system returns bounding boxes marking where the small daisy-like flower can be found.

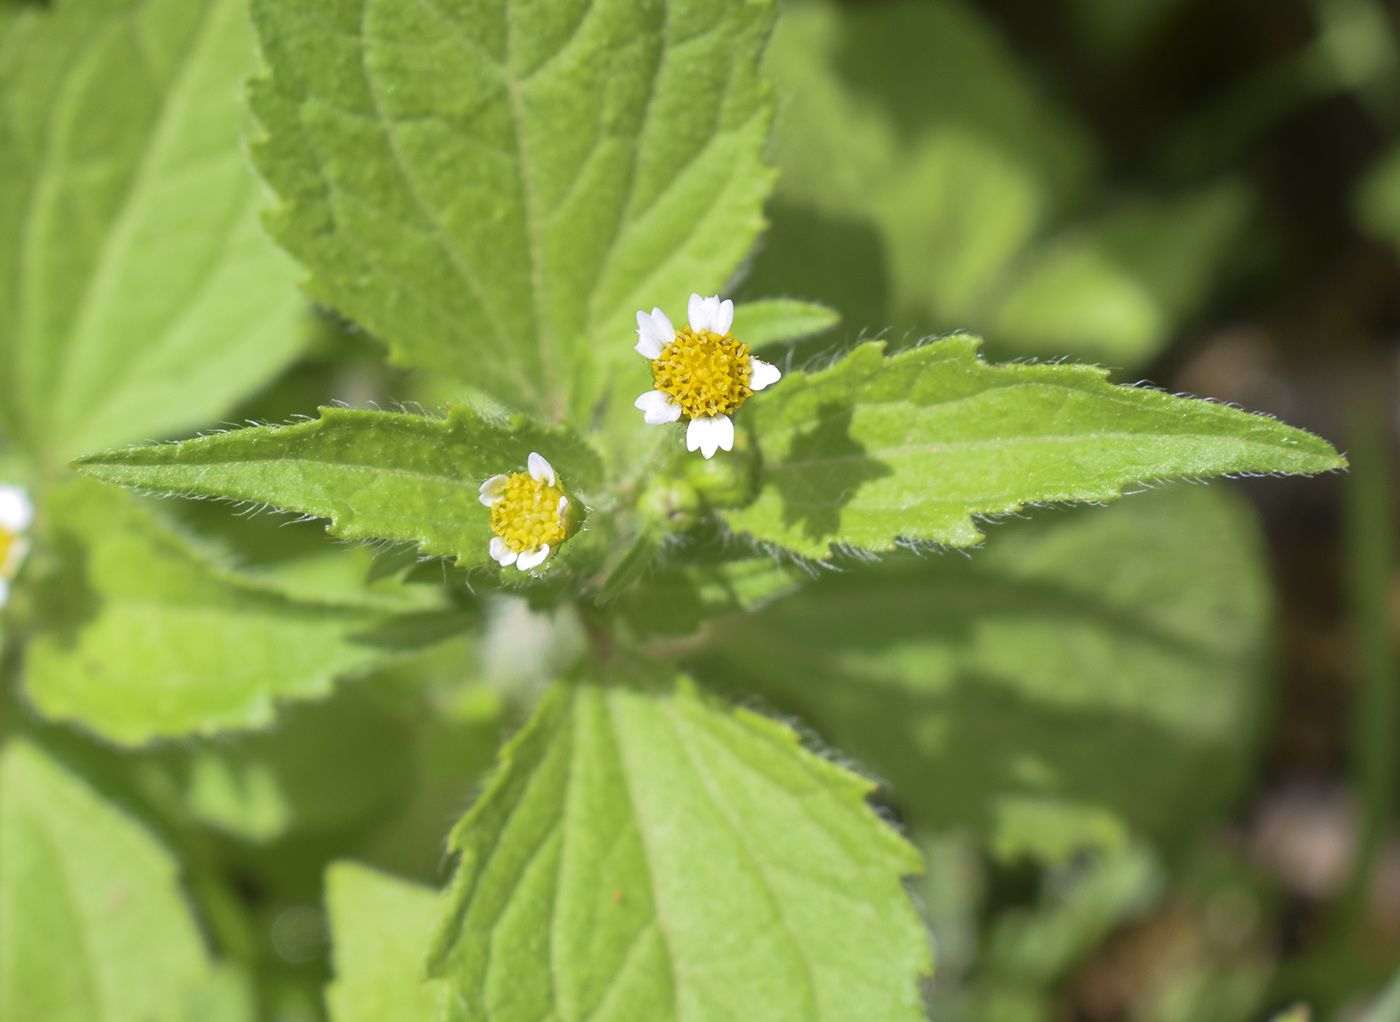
[0,485,33,608]
[633,293,782,458]
[478,453,571,572]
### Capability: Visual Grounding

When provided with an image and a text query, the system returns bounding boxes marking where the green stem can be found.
[1340,389,1399,938]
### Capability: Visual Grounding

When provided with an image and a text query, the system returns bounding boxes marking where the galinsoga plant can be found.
[0,0,1343,1016]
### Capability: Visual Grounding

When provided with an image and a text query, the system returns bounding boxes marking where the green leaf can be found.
[0,739,213,1020]
[169,686,415,843]
[23,479,441,745]
[1357,140,1400,251]
[0,0,304,465]
[76,406,602,569]
[325,862,445,1022]
[694,484,1273,860]
[733,299,839,348]
[726,336,1343,558]
[247,0,775,418]
[990,182,1253,364]
[428,675,931,1021]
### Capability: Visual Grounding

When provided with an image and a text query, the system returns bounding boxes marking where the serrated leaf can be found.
[428,675,930,1022]
[0,0,304,464]
[733,299,840,348]
[325,862,445,1022]
[695,484,1272,860]
[726,336,1342,558]
[23,480,441,745]
[75,406,603,569]
[247,0,775,418]
[0,739,213,1020]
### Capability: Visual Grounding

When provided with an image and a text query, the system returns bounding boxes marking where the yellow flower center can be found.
[489,473,569,553]
[651,327,752,419]
[0,528,19,577]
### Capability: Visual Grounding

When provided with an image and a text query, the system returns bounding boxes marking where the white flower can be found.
[0,484,33,607]
[478,454,570,572]
[632,292,781,458]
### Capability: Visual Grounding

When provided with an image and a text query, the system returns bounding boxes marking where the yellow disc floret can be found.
[651,327,752,420]
[489,472,569,554]
[0,529,16,577]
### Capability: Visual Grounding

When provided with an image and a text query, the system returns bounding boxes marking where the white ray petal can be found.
[635,308,673,358]
[558,495,569,515]
[478,474,510,506]
[0,486,33,533]
[634,390,684,425]
[687,293,706,332]
[0,578,9,608]
[490,537,518,567]
[715,298,734,335]
[516,544,550,571]
[528,452,555,487]
[748,357,782,391]
[686,414,734,459]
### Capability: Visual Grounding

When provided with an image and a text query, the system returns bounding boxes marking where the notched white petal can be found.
[715,298,734,335]
[0,486,34,533]
[527,452,555,487]
[686,414,734,459]
[635,308,674,358]
[478,474,510,506]
[516,544,550,571]
[635,390,683,425]
[490,537,518,567]
[687,293,706,332]
[749,357,782,392]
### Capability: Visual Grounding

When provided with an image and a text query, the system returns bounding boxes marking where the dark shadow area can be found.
[770,402,892,543]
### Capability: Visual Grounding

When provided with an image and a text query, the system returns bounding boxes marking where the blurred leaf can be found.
[733,299,840,348]
[697,484,1273,857]
[743,0,1099,345]
[0,739,214,1020]
[950,846,1166,1021]
[1356,141,1400,249]
[747,0,1251,369]
[981,846,1163,985]
[1068,0,1189,60]
[23,480,439,745]
[183,965,258,1022]
[0,0,304,465]
[324,862,444,1022]
[248,0,774,419]
[75,406,602,568]
[171,686,415,843]
[427,674,931,1021]
[992,182,1254,364]
[726,336,1342,558]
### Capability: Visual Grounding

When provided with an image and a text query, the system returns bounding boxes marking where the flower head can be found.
[633,293,781,458]
[0,485,33,608]
[478,453,571,572]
